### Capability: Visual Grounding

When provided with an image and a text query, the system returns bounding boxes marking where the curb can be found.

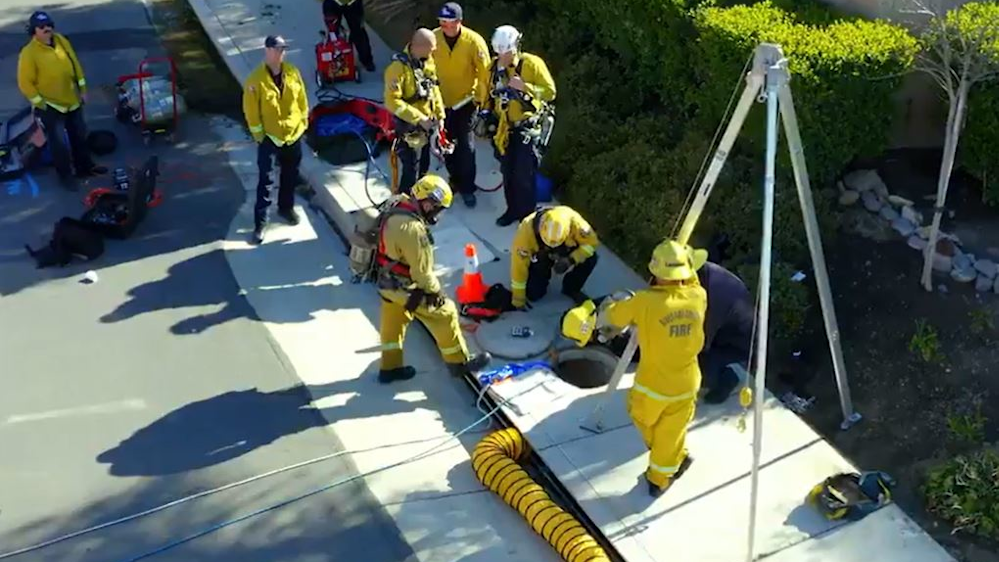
[185,0,359,249]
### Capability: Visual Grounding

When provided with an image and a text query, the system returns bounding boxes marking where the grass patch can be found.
[144,0,243,119]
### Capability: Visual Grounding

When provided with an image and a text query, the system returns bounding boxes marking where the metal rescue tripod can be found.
[576,43,863,561]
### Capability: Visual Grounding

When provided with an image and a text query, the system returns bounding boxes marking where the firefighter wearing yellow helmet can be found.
[561,239,707,497]
[509,205,599,309]
[375,173,491,383]
[485,25,556,227]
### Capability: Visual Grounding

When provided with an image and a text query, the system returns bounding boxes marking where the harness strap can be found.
[376,201,422,279]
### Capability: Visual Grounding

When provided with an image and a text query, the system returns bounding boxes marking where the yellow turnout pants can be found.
[379,289,469,370]
[626,386,697,489]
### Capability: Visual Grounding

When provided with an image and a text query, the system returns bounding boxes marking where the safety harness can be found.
[374,199,423,284]
[392,52,437,104]
[486,55,555,157]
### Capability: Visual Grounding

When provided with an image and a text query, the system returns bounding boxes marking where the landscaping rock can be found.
[933,253,953,272]
[952,264,977,283]
[901,205,923,225]
[862,190,883,212]
[874,181,890,200]
[975,259,997,279]
[917,226,931,240]
[937,238,957,257]
[880,205,900,222]
[844,169,885,193]
[954,252,974,271]
[908,235,927,250]
[843,209,894,242]
[892,217,916,237]
[995,276,999,294]
[975,274,993,292]
[838,190,860,206]
[888,195,914,207]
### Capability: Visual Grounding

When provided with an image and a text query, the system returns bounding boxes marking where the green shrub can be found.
[962,81,999,206]
[457,0,914,338]
[924,449,999,540]
[692,2,919,189]
[735,260,810,337]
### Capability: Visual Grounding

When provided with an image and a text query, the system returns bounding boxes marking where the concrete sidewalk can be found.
[189,0,957,560]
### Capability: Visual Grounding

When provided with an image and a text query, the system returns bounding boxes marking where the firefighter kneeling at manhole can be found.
[561,239,707,497]
[509,205,599,309]
[375,173,492,383]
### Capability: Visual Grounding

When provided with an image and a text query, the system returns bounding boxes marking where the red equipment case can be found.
[315,16,361,88]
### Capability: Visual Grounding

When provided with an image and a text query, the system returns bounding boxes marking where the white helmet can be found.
[491,25,521,55]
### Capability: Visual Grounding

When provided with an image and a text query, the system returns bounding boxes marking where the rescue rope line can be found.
[0,378,548,562]
[670,53,755,240]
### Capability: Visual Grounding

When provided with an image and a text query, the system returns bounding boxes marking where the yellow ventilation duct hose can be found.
[471,428,610,562]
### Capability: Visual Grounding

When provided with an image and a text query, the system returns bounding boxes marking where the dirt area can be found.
[143,0,243,118]
[787,149,999,562]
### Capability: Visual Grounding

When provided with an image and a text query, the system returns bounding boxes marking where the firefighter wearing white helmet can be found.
[509,205,599,309]
[483,25,556,227]
[561,239,707,498]
[375,173,491,383]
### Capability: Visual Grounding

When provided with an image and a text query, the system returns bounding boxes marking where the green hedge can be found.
[457,0,917,335]
[964,82,999,206]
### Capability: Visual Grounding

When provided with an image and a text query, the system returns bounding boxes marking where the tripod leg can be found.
[676,73,764,246]
[579,329,638,434]
[777,83,861,431]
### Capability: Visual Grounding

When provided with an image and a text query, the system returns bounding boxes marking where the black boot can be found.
[647,455,694,498]
[447,352,492,378]
[378,366,416,384]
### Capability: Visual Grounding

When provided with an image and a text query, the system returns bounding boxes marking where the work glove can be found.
[405,289,426,313]
[553,257,573,275]
[424,291,446,309]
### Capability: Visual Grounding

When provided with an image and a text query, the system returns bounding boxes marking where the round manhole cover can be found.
[473,311,557,360]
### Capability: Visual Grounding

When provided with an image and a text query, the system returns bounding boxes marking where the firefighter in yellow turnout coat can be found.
[485,25,556,226]
[376,174,491,383]
[384,29,447,196]
[509,205,599,309]
[562,239,708,497]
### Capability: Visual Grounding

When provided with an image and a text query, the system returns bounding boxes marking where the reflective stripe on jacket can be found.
[604,283,707,397]
[509,206,598,306]
[242,62,309,145]
[17,33,86,112]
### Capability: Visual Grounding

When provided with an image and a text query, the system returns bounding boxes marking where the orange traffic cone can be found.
[457,243,488,305]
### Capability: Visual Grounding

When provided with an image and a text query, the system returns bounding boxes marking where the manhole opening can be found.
[554,349,617,389]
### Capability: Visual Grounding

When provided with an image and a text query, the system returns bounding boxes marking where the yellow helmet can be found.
[411,174,453,208]
[538,208,571,248]
[648,239,708,281]
[560,300,597,347]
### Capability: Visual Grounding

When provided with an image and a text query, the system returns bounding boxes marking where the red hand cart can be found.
[114,57,180,146]
[315,15,361,88]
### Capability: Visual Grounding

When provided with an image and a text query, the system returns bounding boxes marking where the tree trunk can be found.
[921,83,969,291]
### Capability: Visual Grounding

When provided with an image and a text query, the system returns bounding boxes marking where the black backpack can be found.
[25,217,104,268]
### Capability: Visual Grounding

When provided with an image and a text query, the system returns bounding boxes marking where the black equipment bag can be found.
[25,217,104,268]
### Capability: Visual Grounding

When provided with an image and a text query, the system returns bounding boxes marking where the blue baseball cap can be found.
[29,11,54,28]
[438,2,462,21]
